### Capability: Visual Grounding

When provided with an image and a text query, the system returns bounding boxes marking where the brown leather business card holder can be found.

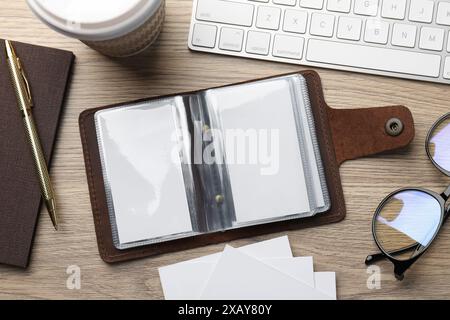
[79,70,414,263]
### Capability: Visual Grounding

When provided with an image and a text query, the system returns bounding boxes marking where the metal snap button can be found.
[385,118,404,137]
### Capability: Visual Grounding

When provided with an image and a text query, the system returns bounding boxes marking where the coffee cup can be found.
[27,0,165,57]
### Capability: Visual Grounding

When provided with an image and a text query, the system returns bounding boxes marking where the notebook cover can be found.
[79,70,414,263]
[0,40,74,268]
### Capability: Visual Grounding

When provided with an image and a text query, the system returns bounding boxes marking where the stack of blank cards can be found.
[158,236,337,300]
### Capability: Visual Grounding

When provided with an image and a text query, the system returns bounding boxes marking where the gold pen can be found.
[4,40,58,230]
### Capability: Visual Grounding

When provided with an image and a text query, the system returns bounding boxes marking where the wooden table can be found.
[1,0,449,300]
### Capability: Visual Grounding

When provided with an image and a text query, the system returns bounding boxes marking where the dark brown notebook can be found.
[0,40,74,268]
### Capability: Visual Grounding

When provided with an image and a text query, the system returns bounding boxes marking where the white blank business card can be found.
[205,78,310,224]
[200,246,333,300]
[95,98,193,245]
[159,236,293,300]
[314,272,337,300]
[158,235,337,300]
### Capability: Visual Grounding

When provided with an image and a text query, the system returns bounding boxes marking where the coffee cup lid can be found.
[27,0,161,41]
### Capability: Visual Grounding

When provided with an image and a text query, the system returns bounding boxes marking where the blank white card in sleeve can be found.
[95,99,193,245]
[204,78,311,224]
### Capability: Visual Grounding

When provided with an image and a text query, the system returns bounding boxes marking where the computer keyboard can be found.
[188,0,450,84]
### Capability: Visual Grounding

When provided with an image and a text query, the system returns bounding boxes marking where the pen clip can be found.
[16,57,33,107]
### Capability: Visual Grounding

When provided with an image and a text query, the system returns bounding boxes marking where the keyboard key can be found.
[337,16,362,40]
[192,24,217,48]
[419,27,445,51]
[381,0,406,20]
[354,0,379,16]
[310,13,335,37]
[306,39,441,78]
[448,32,450,52]
[364,19,390,44]
[437,2,450,26]
[409,0,434,23]
[273,0,297,5]
[256,6,281,30]
[300,0,323,9]
[273,34,305,59]
[196,0,254,27]
[444,57,450,79]
[246,31,271,55]
[189,0,450,85]
[392,23,417,48]
[283,9,308,34]
[219,27,244,52]
[327,0,351,13]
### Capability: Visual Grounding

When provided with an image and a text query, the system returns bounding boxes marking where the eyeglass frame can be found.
[365,112,450,281]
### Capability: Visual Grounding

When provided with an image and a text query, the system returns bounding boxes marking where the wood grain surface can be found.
[1,0,449,300]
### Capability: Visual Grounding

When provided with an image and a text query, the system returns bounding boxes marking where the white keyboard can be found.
[188,0,450,84]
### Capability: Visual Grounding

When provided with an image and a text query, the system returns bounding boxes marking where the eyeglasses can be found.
[365,113,450,280]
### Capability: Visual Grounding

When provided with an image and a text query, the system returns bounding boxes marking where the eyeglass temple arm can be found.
[365,244,418,265]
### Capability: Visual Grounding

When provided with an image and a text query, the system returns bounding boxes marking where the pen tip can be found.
[45,199,58,231]
[50,214,58,231]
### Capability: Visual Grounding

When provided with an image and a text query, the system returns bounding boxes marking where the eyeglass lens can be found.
[427,115,450,175]
[374,190,442,261]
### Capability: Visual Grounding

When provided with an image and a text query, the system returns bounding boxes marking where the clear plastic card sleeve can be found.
[94,74,331,249]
